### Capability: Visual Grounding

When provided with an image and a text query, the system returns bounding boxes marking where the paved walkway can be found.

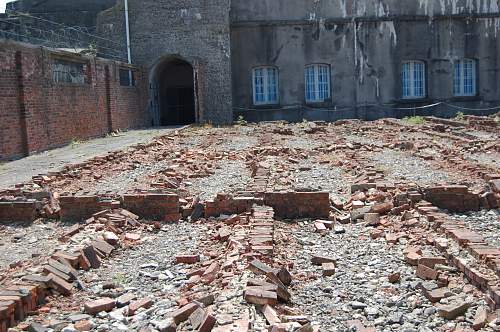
[0,127,184,189]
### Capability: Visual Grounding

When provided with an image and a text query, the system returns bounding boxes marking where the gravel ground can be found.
[0,220,70,271]
[371,149,454,185]
[91,160,171,194]
[449,209,500,248]
[293,161,351,201]
[187,160,252,200]
[464,152,500,169]
[77,222,204,331]
[284,137,323,150]
[286,221,480,332]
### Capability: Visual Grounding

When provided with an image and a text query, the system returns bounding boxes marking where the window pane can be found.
[267,68,278,103]
[402,62,410,98]
[453,61,461,96]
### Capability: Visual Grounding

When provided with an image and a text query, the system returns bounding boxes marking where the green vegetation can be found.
[455,111,465,121]
[235,115,247,126]
[402,116,425,125]
[113,273,127,285]
[70,139,82,148]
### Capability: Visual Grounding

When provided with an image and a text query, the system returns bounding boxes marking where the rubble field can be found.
[0,115,499,332]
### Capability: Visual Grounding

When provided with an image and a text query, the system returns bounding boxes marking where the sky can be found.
[0,0,7,13]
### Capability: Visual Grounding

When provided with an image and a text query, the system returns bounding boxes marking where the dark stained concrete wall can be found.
[231,0,500,121]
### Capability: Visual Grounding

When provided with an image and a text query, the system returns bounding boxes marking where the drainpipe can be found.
[124,0,132,84]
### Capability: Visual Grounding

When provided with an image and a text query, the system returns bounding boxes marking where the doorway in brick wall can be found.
[154,58,196,126]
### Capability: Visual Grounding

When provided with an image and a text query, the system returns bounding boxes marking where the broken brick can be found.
[171,302,200,325]
[128,297,153,316]
[84,298,116,315]
[175,255,200,264]
[244,287,278,306]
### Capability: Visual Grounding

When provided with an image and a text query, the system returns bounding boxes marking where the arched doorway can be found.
[151,57,196,126]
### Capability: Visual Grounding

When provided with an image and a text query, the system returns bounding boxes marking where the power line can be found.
[0,30,127,61]
[0,18,126,57]
[0,19,125,60]
[11,10,125,47]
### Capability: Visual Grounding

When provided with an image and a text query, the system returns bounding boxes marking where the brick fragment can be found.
[364,213,380,226]
[311,255,335,266]
[175,255,200,264]
[437,301,471,320]
[91,239,115,257]
[84,298,116,315]
[82,246,101,269]
[322,263,335,277]
[128,297,153,316]
[261,305,280,325]
[116,293,136,307]
[77,250,91,271]
[418,256,447,269]
[171,302,200,325]
[472,306,488,330]
[275,267,292,286]
[188,307,206,329]
[248,259,274,275]
[416,264,439,280]
[198,312,216,332]
[47,273,73,296]
[244,287,278,306]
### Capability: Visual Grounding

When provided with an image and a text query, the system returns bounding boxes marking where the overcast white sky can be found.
[0,0,8,13]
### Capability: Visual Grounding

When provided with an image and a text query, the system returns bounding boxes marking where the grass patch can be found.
[234,115,247,126]
[113,273,128,285]
[403,116,425,125]
[455,111,465,121]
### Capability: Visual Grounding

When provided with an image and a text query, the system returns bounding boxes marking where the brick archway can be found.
[149,56,197,126]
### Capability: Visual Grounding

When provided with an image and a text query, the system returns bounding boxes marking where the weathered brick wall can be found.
[0,39,150,160]
[0,46,25,159]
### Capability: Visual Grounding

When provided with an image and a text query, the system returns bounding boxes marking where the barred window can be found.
[305,64,331,103]
[53,60,87,84]
[252,66,279,105]
[453,59,477,96]
[119,68,136,87]
[402,61,426,99]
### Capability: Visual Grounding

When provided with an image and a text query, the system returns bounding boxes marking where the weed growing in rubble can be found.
[235,115,247,126]
[403,116,425,125]
[113,273,127,285]
[455,111,465,121]
[70,139,82,148]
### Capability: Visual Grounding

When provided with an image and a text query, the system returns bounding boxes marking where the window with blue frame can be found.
[305,64,331,103]
[252,66,279,105]
[453,59,477,96]
[401,61,426,99]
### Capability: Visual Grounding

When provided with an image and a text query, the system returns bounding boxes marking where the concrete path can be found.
[0,127,184,189]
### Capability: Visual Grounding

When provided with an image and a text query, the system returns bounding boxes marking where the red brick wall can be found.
[0,40,150,160]
[0,46,24,159]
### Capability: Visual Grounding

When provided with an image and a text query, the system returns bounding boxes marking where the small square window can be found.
[119,68,136,87]
[53,59,87,84]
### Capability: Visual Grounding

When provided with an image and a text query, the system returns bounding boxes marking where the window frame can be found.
[252,66,280,106]
[401,60,426,100]
[453,58,477,97]
[304,64,332,104]
[52,58,89,85]
[119,68,136,87]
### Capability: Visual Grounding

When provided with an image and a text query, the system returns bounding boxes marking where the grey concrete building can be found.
[96,0,500,125]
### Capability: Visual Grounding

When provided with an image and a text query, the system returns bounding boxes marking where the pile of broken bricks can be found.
[328,173,500,328]
[0,209,146,332]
